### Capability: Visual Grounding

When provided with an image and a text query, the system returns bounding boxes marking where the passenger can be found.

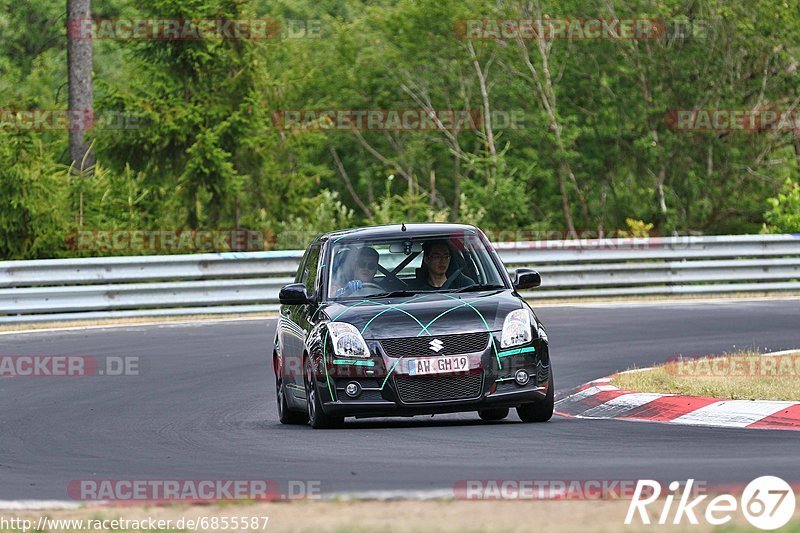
[418,240,474,289]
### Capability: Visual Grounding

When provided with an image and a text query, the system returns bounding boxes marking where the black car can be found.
[274,223,552,428]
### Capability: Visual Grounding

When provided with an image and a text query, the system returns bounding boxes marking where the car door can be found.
[283,243,323,396]
[278,245,309,396]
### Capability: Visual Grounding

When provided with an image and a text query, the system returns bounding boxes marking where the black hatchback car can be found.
[274,223,552,428]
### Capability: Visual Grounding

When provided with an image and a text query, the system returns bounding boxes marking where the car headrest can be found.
[448,249,465,275]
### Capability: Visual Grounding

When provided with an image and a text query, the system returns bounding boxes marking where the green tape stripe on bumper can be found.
[332,359,376,367]
[497,346,536,358]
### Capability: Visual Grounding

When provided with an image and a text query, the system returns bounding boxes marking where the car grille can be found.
[379,332,490,357]
[394,372,484,403]
[347,389,383,401]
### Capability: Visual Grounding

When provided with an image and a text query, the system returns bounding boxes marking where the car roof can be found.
[319,223,480,245]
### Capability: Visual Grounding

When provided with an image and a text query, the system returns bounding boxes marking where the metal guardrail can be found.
[0,235,798,323]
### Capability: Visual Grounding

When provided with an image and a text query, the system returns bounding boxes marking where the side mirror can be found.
[279,283,311,305]
[513,268,541,290]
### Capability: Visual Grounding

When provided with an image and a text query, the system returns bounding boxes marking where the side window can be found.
[300,244,322,297]
[294,250,309,283]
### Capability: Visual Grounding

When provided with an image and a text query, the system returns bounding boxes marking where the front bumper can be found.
[312,333,550,418]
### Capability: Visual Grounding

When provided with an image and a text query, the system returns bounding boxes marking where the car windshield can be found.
[327,231,507,300]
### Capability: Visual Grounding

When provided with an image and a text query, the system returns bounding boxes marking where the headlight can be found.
[501,309,533,348]
[327,322,371,358]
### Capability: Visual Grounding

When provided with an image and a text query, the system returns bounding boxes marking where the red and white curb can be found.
[555,354,800,431]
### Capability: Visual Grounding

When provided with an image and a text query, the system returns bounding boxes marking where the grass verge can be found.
[613,351,800,401]
[3,499,800,533]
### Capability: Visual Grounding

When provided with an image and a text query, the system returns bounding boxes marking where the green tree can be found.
[0,129,67,259]
[764,178,800,233]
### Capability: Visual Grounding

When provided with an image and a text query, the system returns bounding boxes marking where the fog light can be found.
[345,381,361,398]
[514,370,530,386]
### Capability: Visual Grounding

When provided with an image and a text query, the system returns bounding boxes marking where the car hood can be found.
[321,290,524,339]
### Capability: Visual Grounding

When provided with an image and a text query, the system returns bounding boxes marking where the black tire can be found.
[516,367,554,423]
[478,408,509,421]
[304,357,344,429]
[276,372,308,425]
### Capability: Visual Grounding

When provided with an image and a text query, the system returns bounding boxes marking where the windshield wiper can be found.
[449,284,505,293]
[370,289,419,298]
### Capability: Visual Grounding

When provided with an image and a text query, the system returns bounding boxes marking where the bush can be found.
[0,129,68,259]
[274,189,354,249]
[763,179,800,233]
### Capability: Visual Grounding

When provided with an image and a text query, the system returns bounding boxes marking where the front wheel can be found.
[516,367,554,423]
[305,357,344,429]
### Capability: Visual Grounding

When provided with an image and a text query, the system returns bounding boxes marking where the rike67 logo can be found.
[626,477,796,530]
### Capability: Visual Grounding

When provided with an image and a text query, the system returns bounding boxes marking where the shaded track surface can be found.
[1,299,798,499]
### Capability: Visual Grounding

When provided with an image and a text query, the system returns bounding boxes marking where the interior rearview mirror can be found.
[389,241,423,254]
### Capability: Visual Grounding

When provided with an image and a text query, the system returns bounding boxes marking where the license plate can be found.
[406,356,469,376]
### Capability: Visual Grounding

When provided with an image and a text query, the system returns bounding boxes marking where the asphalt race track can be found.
[1,299,799,500]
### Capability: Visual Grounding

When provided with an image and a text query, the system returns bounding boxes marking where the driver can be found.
[418,240,474,289]
[335,246,380,296]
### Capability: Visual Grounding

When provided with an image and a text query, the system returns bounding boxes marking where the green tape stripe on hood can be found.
[439,293,503,369]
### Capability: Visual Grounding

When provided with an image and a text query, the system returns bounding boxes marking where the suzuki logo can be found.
[429,339,444,352]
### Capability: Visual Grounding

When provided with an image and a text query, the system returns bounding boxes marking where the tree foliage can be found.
[1,0,799,258]
[764,179,800,233]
